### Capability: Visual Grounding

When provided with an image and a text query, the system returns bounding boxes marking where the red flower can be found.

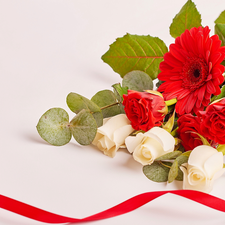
[198,98,225,144]
[177,114,204,151]
[122,90,167,131]
[157,26,225,115]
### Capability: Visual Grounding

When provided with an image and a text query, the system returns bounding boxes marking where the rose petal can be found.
[133,137,163,165]
[145,127,175,153]
[98,114,131,140]
[113,125,134,148]
[188,145,218,172]
[125,133,144,153]
[141,137,164,159]
[204,152,224,179]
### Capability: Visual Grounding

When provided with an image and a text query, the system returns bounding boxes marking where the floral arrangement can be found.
[37,0,225,194]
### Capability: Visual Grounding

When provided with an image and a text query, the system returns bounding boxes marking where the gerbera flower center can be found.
[181,57,209,91]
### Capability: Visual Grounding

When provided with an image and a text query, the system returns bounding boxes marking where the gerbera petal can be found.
[169,44,186,62]
[197,33,204,57]
[175,96,189,115]
[205,50,210,64]
[197,85,206,102]
[211,52,223,66]
[163,52,183,67]
[211,35,221,52]
[159,61,173,71]
[207,80,216,94]
[185,92,197,113]
[164,80,183,92]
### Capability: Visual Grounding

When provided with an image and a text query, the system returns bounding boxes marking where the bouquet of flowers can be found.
[37,0,225,194]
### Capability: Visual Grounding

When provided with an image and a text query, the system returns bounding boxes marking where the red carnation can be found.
[122,90,167,131]
[198,98,225,144]
[157,26,225,115]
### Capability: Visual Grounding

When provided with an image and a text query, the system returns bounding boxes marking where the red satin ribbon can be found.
[0,190,225,223]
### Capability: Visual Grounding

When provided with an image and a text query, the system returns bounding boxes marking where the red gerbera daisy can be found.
[157,26,225,115]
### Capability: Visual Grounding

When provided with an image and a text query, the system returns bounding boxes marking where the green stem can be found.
[100,102,121,110]
[159,161,171,169]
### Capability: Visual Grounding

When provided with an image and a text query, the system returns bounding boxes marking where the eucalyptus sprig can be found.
[37,70,153,146]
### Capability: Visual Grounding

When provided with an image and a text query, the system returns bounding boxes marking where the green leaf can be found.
[122,70,153,91]
[112,83,128,102]
[215,10,225,46]
[217,144,225,155]
[162,110,175,133]
[102,33,168,80]
[170,0,201,38]
[91,90,122,118]
[155,151,182,161]
[36,108,72,146]
[66,92,103,127]
[211,85,225,102]
[175,152,190,181]
[168,160,178,183]
[70,109,97,145]
[143,161,172,182]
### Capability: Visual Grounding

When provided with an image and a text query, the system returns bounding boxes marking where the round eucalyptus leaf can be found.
[91,90,121,118]
[175,154,190,181]
[70,109,97,145]
[66,92,103,127]
[155,151,182,161]
[36,108,72,146]
[122,70,153,91]
[168,160,178,183]
[143,161,172,182]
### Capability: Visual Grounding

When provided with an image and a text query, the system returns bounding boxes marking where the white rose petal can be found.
[181,145,225,193]
[92,114,134,158]
[125,127,175,165]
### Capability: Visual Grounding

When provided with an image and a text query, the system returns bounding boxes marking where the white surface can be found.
[0,0,225,224]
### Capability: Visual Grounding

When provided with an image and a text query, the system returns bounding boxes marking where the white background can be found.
[0,0,225,224]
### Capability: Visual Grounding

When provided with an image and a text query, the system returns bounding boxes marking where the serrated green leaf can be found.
[66,92,103,127]
[91,90,122,118]
[168,160,178,183]
[215,10,225,46]
[122,70,153,92]
[155,151,182,161]
[102,34,168,80]
[215,24,225,46]
[170,0,201,38]
[70,109,97,145]
[36,108,72,146]
[143,161,172,182]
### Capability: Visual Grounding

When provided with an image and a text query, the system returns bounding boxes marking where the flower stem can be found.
[159,161,171,169]
[100,102,121,110]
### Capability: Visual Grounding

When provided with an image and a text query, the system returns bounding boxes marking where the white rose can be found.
[125,127,175,165]
[180,145,225,193]
[92,114,134,158]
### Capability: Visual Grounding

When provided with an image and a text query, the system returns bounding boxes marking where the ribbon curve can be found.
[0,190,225,224]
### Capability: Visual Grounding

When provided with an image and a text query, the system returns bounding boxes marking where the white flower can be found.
[92,114,134,157]
[180,145,225,193]
[125,127,175,165]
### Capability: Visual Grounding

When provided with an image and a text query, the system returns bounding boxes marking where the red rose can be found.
[199,98,225,144]
[177,114,204,151]
[122,90,167,131]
